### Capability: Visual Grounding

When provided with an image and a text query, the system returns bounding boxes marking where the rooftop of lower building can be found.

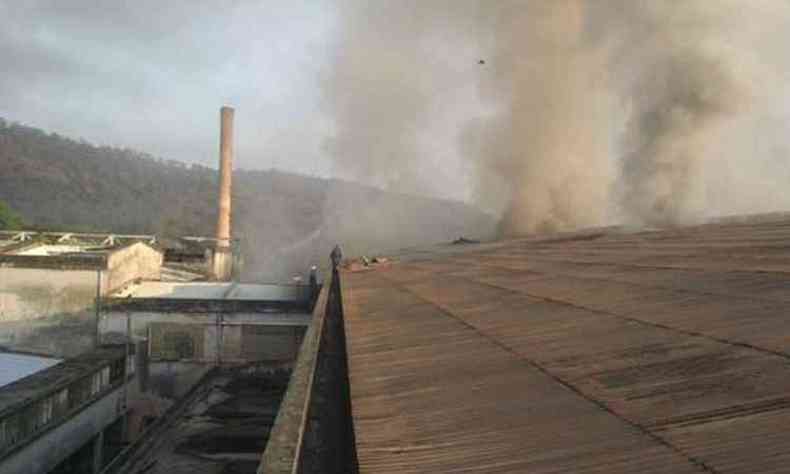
[0,352,61,389]
[111,281,311,301]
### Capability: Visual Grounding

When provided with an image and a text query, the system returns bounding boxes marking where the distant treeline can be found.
[0,118,217,235]
[0,118,495,280]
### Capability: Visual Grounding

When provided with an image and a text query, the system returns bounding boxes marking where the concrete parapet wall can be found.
[259,268,358,474]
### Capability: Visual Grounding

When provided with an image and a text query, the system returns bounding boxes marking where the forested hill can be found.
[0,118,220,234]
[0,118,496,279]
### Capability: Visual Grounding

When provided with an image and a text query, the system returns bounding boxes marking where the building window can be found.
[54,389,68,417]
[0,416,21,451]
[101,366,110,388]
[39,397,54,427]
[69,377,91,409]
[110,358,125,384]
[91,372,102,396]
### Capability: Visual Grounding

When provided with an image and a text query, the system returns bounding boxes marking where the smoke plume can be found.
[464,0,612,236]
[325,1,790,237]
[605,2,746,227]
[618,51,742,227]
[323,0,478,198]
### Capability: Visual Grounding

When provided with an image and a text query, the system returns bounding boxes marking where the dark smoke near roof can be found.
[618,50,742,227]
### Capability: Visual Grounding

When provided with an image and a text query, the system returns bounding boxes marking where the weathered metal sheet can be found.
[343,217,790,473]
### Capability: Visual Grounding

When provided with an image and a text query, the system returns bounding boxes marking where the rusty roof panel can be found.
[342,217,790,472]
[345,274,703,473]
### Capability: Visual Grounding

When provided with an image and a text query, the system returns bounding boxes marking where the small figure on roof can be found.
[330,244,343,269]
[309,265,319,303]
[309,265,318,286]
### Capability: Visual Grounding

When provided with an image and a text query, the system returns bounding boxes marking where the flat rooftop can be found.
[0,353,61,388]
[113,282,310,302]
[0,346,123,416]
[342,216,790,473]
[12,244,104,256]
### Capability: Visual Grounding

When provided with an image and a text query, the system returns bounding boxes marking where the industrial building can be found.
[0,345,134,474]
[100,281,313,363]
[0,104,342,474]
[0,106,317,473]
[10,104,790,474]
[0,233,163,323]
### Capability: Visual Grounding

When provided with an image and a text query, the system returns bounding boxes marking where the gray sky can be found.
[0,0,338,177]
[2,0,790,218]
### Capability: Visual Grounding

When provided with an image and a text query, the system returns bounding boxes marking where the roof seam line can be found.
[469,274,790,365]
[471,259,788,306]
[496,255,790,276]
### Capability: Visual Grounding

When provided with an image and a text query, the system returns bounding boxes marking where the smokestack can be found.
[212,106,234,280]
[216,106,234,245]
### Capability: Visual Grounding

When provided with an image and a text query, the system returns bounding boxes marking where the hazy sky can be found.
[2,0,790,219]
[0,1,339,177]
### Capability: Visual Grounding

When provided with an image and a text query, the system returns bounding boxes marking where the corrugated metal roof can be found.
[342,217,790,473]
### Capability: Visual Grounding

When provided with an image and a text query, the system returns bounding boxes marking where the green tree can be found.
[0,200,24,230]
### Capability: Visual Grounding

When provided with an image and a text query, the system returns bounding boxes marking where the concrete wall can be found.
[0,384,125,474]
[149,322,207,360]
[100,310,310,364]
[0,266,98,323]
[104,242,163,294]
[149,322,305,363]
[101,310,310,339]
[210,247,234,282]
[227,324,304,362]
[113,282,312,301]
[0,242,162,324]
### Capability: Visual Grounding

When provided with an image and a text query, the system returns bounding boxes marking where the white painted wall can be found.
[112,282,310,301]
[0,267,98,323]
[100,310,310,363]
[105,243,163,294]
[100,311,310,340]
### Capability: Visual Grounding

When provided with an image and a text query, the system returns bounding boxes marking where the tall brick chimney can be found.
[212,106,234,280]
